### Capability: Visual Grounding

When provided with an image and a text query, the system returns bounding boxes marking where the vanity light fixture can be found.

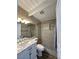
[25,21,30,24]
[17,17,22,22]
[17,17,30,24]
[21,19,26,23]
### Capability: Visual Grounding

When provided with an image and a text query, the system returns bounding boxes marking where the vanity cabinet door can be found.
[30,44,37,59]
[31,52,37,59]
[17,49,30,59]
[23,49,30,59]
[17,51,23,59]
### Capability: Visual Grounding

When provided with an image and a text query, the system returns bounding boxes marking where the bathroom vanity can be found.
[17,38,37,59]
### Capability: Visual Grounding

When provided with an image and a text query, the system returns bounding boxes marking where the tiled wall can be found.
[41,19,56,50]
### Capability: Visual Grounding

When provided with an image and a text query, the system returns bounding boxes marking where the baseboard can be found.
[45,47,57,57]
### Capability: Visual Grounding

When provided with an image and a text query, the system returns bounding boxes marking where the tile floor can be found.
[37,50,57,59]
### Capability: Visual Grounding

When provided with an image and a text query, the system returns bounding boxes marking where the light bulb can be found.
[25,21,30,24]
[17,20,20,22]
[21,20,26,23]
[17,18,22,22]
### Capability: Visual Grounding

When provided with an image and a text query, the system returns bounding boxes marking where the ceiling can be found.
[18,0,57,22]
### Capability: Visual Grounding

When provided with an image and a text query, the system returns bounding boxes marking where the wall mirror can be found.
[17,22,35,39]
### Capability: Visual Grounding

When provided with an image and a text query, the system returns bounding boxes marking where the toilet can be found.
[36,44,44,56]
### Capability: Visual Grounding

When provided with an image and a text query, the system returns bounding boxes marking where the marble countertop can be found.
[17,38,38,54]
